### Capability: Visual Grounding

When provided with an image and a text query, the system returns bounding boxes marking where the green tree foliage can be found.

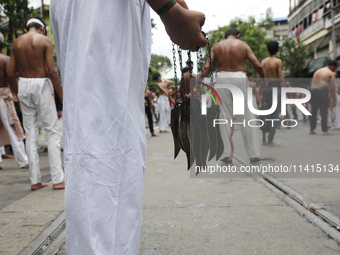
[0,0,36,51]
[150,53,172,74]
[202,8,275,77]
[148,54,172,93]
[278,38,314,78]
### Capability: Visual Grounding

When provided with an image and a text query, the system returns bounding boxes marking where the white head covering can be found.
[26,18,45,28]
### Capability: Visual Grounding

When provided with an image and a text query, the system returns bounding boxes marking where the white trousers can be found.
[18,78,64,185]
[216,72,260,158]
[158,95,169,131]
[0,99,28,167]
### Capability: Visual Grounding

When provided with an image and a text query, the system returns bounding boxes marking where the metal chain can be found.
[196,48,203,78]
[187,50,192,78]
[206,37,214,85]
[172,43,178,85]
[177,46,186,99]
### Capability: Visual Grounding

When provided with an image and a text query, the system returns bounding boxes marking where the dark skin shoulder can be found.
[8,27,63,102]
[0,53,10,87]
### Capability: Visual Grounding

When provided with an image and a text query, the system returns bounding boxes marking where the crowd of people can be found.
[148,28,340,165]
[0,0,339,253]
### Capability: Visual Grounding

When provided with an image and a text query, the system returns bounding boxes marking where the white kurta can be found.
[50,1,151,254]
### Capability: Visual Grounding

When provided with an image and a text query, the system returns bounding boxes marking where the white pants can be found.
[18,78,64,185]
[0,99,28,167]
[158,95,169,131]
[216,71,260,158]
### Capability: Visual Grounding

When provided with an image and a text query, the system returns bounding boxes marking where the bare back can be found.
[209,37,264,79]
[262,56,282,79]
[12,32,50,78]
[311,66,336,89]
[262,56,284,87]
[0,54,9,87]
[212,39,248,72]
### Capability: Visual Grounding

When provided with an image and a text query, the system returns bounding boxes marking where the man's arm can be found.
[246,44,267,90]
[246,45,264,78]
[45,39,63,103]
[157,82,169,96]
[330,72,337,107]
[147,0,207,51]
[277,60,285,87]
[7,50,18,95]
[163,78,174,84]
[202,48,215,77]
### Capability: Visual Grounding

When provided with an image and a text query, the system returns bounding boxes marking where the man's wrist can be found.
[156,0,177,16]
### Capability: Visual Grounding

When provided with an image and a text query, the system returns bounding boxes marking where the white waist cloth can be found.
[17,78,64,184]
[216,71,260,158]
[0,99,28,167]
[51,1,151,254]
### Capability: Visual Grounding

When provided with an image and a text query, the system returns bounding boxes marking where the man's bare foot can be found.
[151,133,158,137]
[31,182,48,190]
[262,141,268,145]
[267,141,280,147]
[21,165,29,169]
[160,130,169,133]
[323,132,333,136]
[53,181,65,190]
[2,154,14,159]
[250,157,266,162]
[221,157,232,163]
[309,130,316,135]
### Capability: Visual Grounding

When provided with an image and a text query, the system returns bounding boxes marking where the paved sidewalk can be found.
[139,130,340,254]
[1,123,340,254]
[0,181,64,255]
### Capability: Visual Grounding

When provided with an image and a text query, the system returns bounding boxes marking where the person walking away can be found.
[8,16,65,190]
[203,28,266,163]
[261,41,285,146]
[0,32,28,169]
[310,60,337,135]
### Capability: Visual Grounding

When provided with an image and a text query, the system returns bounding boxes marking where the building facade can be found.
[288,0,340,73]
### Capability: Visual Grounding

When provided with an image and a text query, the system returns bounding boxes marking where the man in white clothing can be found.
[8,16,65,191]
[0,34,28,170]
[153,72,173,133]
[50,0,207,254]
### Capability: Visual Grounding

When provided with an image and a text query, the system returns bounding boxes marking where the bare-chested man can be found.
[203,28,266,163]
[310,60,337,135]
[153,72,173,133]
[8,16,65,190]
[0,33,28,170]
[261,40,285,146]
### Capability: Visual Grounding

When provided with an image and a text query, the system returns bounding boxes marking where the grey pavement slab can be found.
[0,185,64,255]
[0,150,64,255]
[3,121,340,255]
[139,131,340,254]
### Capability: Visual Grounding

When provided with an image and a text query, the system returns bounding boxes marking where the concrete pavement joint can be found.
[231,153,340,244]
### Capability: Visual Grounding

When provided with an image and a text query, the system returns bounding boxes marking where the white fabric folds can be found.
[216,71,260,158]
[50,1,151,254]
[18,78,64,184]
